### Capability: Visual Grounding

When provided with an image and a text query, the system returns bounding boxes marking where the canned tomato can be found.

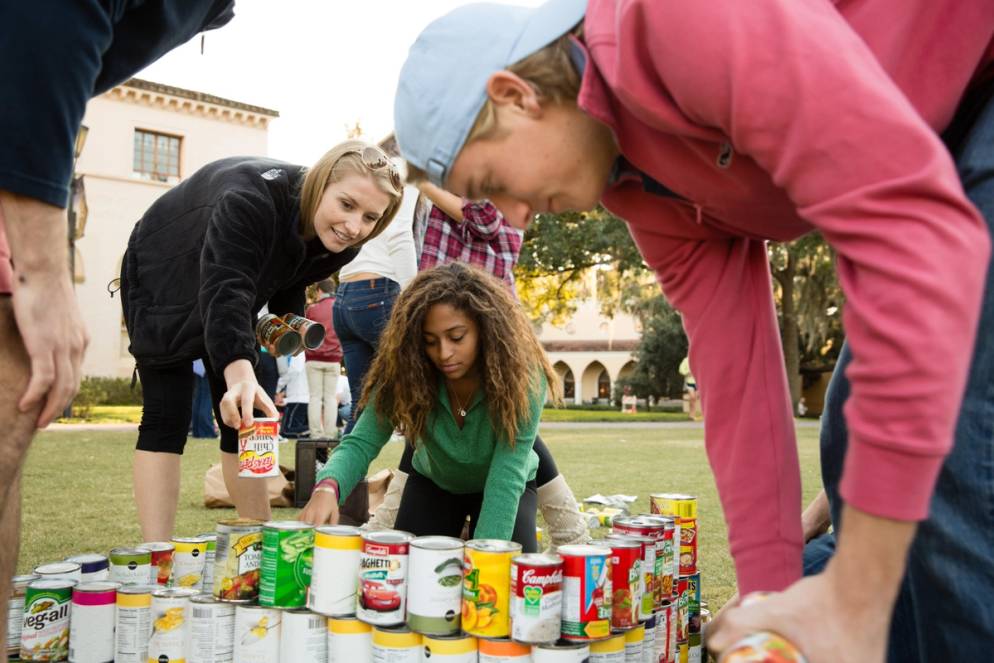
[406,536,464,636]
[309,524,362,616]
[641,614,656,663]
[590,634,625,663]
[136,542,174,586]
[533,641,589,663]
[373,625,422,663]
[558,544,612,642]
[422,633,478,663]
[605,533,655,621]
[213,518,263,603]
[649,495,697,577]
[328,617,373,663]
[20,578,74,662]
[717,632,807,663]
[8,574,38,659]
[68,581,118,663]
[237,418,281,479]
[608,539,642,629]
[279,609,327,663]
[259,520,314,609]
[282,313,326,350]
[114,585,154,663]
[359,530,414,626]
[148,587,198,663]
[256,313,303,356]
[234,604,282,663]
[612,517,675,608]
[656,602,675,663]
[624,625,645,663]
[463,539,521,639]
[64,554,109,583]
[509,553,562,644]
[172,536,209,590]
[33,562,81,583]
[188,594,235,663]
[478,637,532,662]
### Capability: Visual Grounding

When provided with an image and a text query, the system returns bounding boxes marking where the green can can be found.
[20,579,74,661]
[259,521,314,608]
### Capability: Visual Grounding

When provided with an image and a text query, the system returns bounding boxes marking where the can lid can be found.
[110,547,152,557]
[172,536,210,544]
[196,533,218,541]
[511,553,562,566]
[363,529,415,545]
[635,515,676,528]
[27,578,77,590]
[73,581,121,593]
[263,520,314,531]
[65,553,110,563]
[152,587,199,598]
[191,594,227,605]
[135,542,174,553]
[606,538,642,550]
[12,574,40,585]
[605,532,653,544]
[556,544,611,556]
[216,518,265,528]
[411,535,464,551]
[316,524,361,536]
[34,562,81,574]
[465,539,523,553]
[117,584,156,595]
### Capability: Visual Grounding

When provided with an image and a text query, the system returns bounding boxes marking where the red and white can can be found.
[509,553,563,644]
[358,529,413,627]
[608,539,642,629]
[558,544,612,642]
[655,602,675,663]
[237,418,280,478]
[613,516,676,608]
[136,542,174,586]
[605,533,655,622]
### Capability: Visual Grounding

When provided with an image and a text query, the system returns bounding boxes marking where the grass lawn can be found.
[18,424,821,610]
[56,405,143,424]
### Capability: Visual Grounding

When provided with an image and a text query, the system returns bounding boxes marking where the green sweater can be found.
[316,376,545,540]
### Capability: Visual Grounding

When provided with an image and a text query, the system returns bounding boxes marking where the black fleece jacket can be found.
[121,157,358,371]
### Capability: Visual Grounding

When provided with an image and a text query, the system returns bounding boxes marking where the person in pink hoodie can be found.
[392,1,994,661]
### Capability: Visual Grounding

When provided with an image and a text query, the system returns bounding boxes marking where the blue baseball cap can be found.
[394,0,587,187]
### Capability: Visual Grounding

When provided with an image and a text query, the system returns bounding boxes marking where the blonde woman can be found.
[120,141,403,542]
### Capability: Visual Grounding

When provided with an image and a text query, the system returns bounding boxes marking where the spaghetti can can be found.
[114,585,154,663]
[532,641,589,663]
[590,634,626,663]
[605,534,655,622]
[279,609,327,663]
[282,313,326,350]
[309,524,362,616]
[19,578,74,662]
[237,418,280,479]
[110,547,153,586]
[373,625,422,663]
[259,520,314,609]
[463,539,521,639]
[624,625,645,663]
[137,542,175,586]
[359,530,414,626]
[199,533,217,592]
[328,616,373,663]
[557,544,612,642]
[33,562,82,583]
[406,536,464,635]
[641,614,656,663]
[509,553,562,644]
[213,519,263,603]
[478,637,532,662]
[608,539,642,628]
[147,587,198,663]
[69,581,119,663]
[233,604,282,663]
[64,554,110,583]
[8,574,38,659]
[656,602,676,663]
[421,633,478,663]
[187,594,235,663]
[171,536,209,590]
[255,313,302,356]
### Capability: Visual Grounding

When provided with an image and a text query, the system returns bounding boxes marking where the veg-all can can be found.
[463,540,521,639]
[624,625,645,663]
[406,536,464,636]
[641,614,655,663]
[33,562,82,584]
[282,313,326,350]
[137,542,175,586]
[328,617,373,663]
[649,496,697,578]
[558,544,612,642]
[187,594,235,663]
[20,579,74,662]
[114,585,154,663]
[64,554,110,583]
[8,574,38,658]
[233,604,281,663]
[717,632,807,663]
[590,634,625,663]
[421,633,478,663]
[478,637,532,663]
[656,603,675,663]
[110,548,153,586]
[147,587,198,663]
[532,641,589,663]
[359,530,414,626]
[373,625,422,663]
[171,536,209,590]
[69,581,118,663]
[605,534,654,622]
[509,553,562,644]
[278,609,327,663]
[608,539,642,629]
[309,525,362,616]
[213,519,263,603]
[199,534,217,593]
[237,419,280,479]
[259,521,314,609]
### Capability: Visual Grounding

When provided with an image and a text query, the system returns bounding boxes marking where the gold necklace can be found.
[450,386,470,417]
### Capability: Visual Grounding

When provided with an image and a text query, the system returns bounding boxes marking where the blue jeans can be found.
[812,91,994,661]
[189,374,216,438]
[333,278,400,434]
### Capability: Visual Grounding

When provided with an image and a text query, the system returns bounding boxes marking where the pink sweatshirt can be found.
[581,0,993,594]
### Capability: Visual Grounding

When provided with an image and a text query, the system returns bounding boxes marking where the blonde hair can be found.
[300,139,404,246]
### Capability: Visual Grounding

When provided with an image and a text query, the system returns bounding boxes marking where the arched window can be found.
[563,369,575,399]
[598,369,611,399]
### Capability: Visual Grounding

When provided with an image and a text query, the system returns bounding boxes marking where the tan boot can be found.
[363,469,407,531]
[538,474,589,551]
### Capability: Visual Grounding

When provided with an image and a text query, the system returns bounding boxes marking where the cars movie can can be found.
[462,539,521,639]
[509,553,562,645]
[259,520,314,609]
[114,585,154,663]
[8,574,38,659]
[237,418,280,479]
[136,542,174,586]
[187,594,235,663]
[109,548,152,586]
[68,581,118,663]
[359,530,414,626]
[20,578,74,662]
[406,536,464,636]
[557,544,612,642]
[213,519,263,603]
[64,554,110,583]
[171,536,209,590]
[608,538,642,628]
[309,525,362,617]
[278,609,327,663]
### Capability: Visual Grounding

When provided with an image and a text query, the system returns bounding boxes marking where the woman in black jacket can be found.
[121,140,403,542]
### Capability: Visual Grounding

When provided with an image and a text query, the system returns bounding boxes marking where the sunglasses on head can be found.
[346,145,402,193]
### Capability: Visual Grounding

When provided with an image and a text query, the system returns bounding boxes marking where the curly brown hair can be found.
[359,262,561,447]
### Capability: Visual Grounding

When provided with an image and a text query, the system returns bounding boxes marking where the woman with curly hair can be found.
[299,262,560,547]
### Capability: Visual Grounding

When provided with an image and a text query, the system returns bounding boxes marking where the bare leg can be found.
[133,450,182,542]
[220,452,272,521]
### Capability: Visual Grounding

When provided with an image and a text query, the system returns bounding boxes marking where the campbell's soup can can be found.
[8,574,38,659]
[624,625,645,663]
[509,553,562,644]
[406,536,464,635]
[147,587,197,663]
[171,536,209,590]
[477,637,532,662]
[422,633,478,663]
[212,519,263,603]
[359,530,414,626]
[69,581,119,663]
[237,418,280,478]
[657,602,676,663]
[234,604,282,663]
[606,533,655,621]
[279,609,327,663]
[34,562,82,584]
[136,542,174,586]
[558,544,611,642]
[110,548,153,586]
[187,594,235,663]
[649,495,697,577]
[614,516,676,606]
[463,539,521,638]
[114,585,154,663]
[608,538,642,628]
[64,554,110,583]
[20,578,74,662]
[533,640,589,663]
[259,521,314,609]
[590,634,625,663]
[328,617,373,662]
[309,525,362,616]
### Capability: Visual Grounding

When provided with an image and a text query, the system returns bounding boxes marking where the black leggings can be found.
[394,468,539,552]
[396,434,559,487]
